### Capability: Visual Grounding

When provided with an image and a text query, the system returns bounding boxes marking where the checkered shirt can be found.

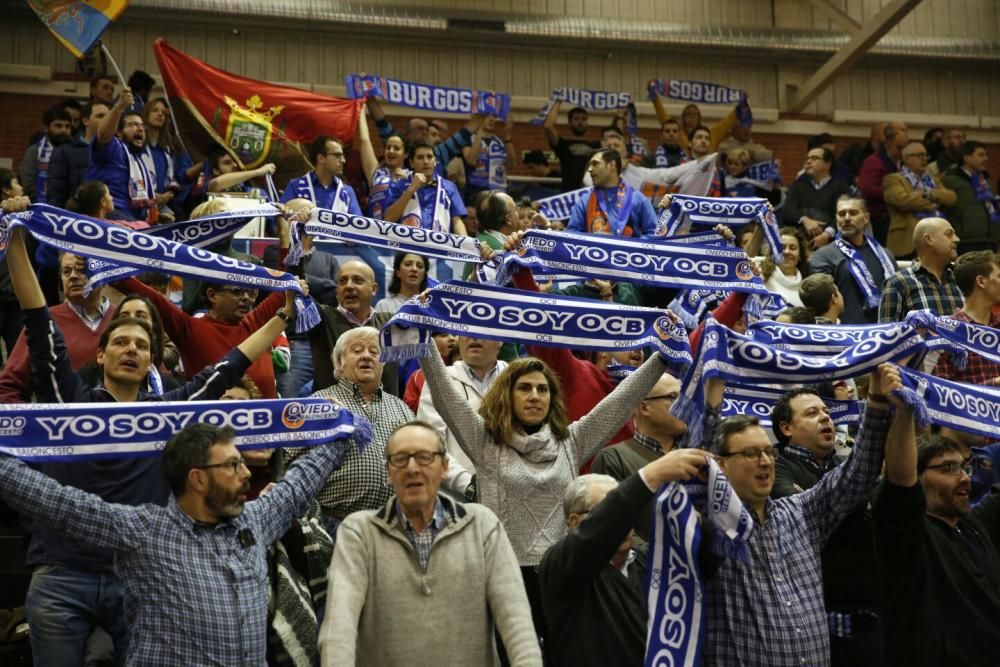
[878,261,964,323]
[295,380,414,515]
[0,442,351,666]
[396,497,447,570]
[703,406,891,667]
[934,309,1000,386]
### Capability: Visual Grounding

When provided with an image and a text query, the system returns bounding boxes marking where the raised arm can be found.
[797,364,899,544]
[418,343,490,468]
[0,455,141,551]
[6,222,46,310]
[96,88,133,148]
[355,106,379,185]
[236,291,296,362]
[250,433,358,546]
[569,353,669,466]
[366,96,395,144]
[542,100,561,148]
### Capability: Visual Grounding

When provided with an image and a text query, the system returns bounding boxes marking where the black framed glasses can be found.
[644,392,680,403]
[719,446,778,462]
[924,461,972,476]
[196,458,246,474]
[387,451,444,468]
[216,287,258,300]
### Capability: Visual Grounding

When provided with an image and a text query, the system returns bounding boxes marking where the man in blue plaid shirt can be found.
[0,422,362,666]
[702,365,907,667]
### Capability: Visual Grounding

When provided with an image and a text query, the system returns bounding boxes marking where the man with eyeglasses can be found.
[874,413,1000,667]
[86,87,158,222]
[113,215,300,398]
[591,372,707,542]
[0,419,362,666]
[281,135,362,214]
[782,147,852,249]
[320,420,541,666]
[770,388,884,667]
[808,195,898,324]
[884,140,957,258]
[700,364,906,667]
[0,213,298,664]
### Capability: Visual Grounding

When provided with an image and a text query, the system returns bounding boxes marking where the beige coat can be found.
[884,171,957,257]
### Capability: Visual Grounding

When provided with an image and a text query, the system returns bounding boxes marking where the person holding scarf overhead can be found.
[384,140,467,235]
[884,141,957,258]
[567,148,657,237]
[86,88,157,223]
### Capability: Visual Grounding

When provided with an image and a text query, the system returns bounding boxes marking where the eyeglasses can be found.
[719,446,778,462]
[387,451,444,468]
[196,458,246,474]
[216,287,258,299]
[905,153,929,159]
[644,392,680,403]
[325,152,347,161]
[924,461,972,476]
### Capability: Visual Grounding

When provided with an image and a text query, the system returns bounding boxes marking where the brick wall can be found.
[0,94,69,170]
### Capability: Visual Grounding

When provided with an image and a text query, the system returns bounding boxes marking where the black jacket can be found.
[46,137,91,208]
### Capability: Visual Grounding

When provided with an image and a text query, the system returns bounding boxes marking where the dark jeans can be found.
[24,564,128,666]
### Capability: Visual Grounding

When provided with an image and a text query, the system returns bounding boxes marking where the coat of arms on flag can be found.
[224,95,284,169]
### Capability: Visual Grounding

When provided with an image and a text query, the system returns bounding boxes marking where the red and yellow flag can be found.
[153,39,364,185]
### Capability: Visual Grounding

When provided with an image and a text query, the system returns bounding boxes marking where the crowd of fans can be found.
[0,69,998,667]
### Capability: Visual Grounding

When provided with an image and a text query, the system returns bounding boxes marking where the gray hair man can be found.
[320,421,542,666]
[289,327,414,537]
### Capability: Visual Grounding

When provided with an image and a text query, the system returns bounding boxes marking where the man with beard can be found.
[86,87,157,221]
[590,372,692,542]
[19,104,72,202]
[0,419,358,666]
[0,206,299,665]
[875,422,1000,667]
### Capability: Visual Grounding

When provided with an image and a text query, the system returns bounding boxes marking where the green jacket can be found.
[942,166,1000,247]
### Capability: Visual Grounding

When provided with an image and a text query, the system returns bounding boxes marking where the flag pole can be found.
[99,41,127,91]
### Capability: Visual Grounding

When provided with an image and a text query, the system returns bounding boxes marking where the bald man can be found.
[309,260,399,395]
[878,217,965,323]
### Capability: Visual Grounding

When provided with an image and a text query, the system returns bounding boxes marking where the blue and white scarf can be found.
[380,280,692,367]
[491,229,766,294]
[530,88,636,133]
[647,79,752,127]
[905,309,1000,366]
[656,194,782,263]
[672,318,926,445]
[895,366,1000,440]
[652,144,689,168]
[0,204,319,333]
[606,361,638,385]
[367,165,412,219]
[288,207,483,267]
[468,134,508,191]
[84,204,283,292]
[344,74,511,120]
[833,235,896,309]
[722,382,862,429]
[645,457,753,667]
[0,398,371,463]
[534,187,589,221]
[900,167,941,219]
[744,160,782,183]
[969,170,1000,224]
[35,136,55,204]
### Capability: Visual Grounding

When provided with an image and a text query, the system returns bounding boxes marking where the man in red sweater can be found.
[115,277,299,398]
[0,251,113,403]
